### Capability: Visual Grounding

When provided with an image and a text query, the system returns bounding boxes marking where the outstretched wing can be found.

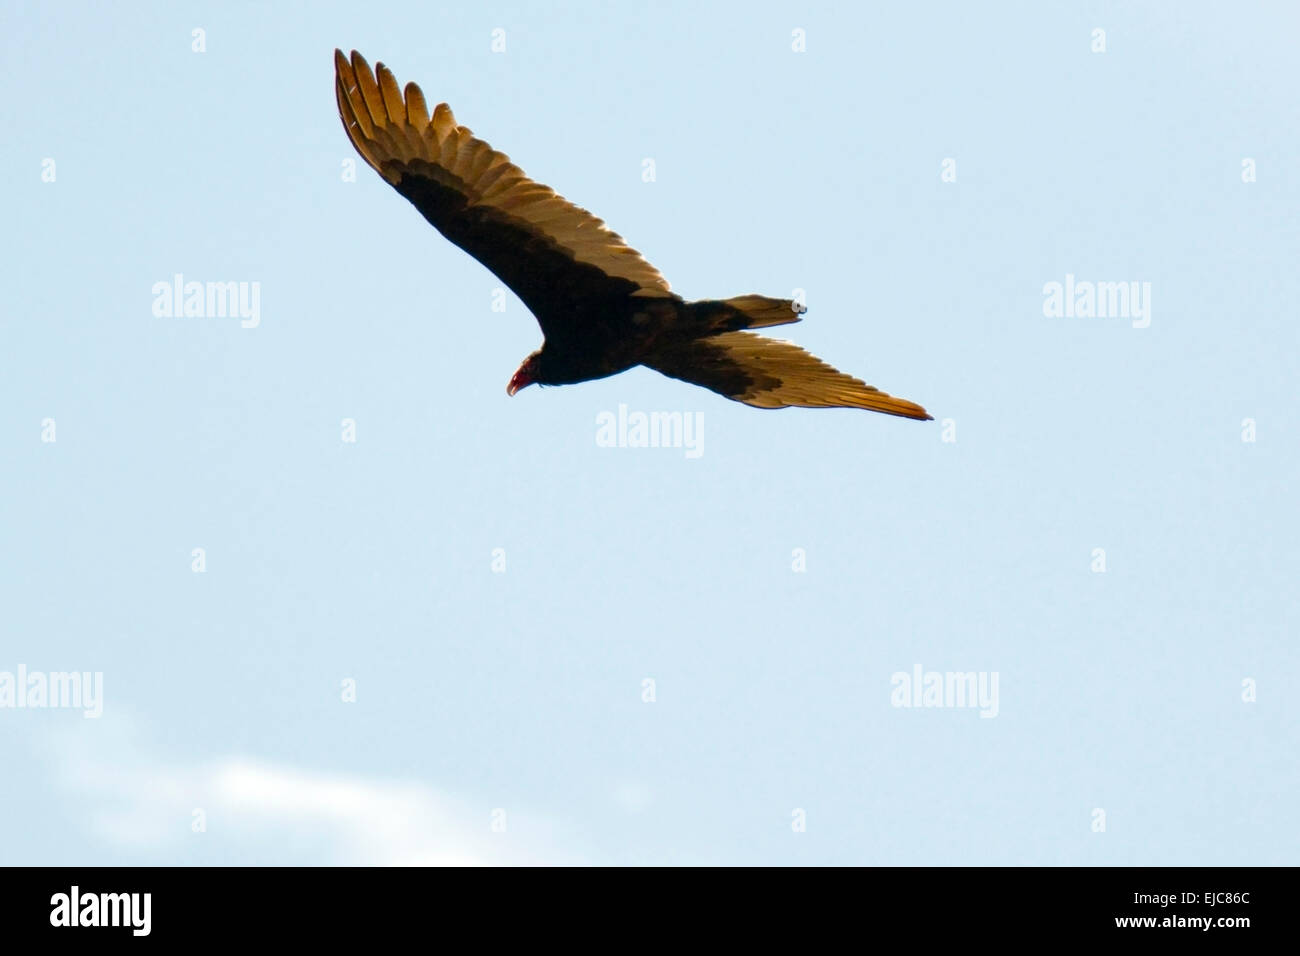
[645,331,932,419]
[335,50,674,339]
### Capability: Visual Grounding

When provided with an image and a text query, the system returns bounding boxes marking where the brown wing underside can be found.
[644,331,932,419]
[334,50,674,337]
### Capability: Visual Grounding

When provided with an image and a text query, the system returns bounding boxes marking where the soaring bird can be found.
[335,50,931,420]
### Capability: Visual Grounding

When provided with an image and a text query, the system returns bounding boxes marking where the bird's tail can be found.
[691,294,806,332]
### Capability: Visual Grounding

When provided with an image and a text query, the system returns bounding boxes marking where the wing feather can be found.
[351,52,388,133]
[645,331,932,420]
[404,82,428,127]
[335,49,673,337]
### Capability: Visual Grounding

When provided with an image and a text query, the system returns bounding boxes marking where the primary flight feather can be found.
[335,50,931,420]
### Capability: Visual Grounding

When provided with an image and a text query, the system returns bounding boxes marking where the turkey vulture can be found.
[335,50,931,420]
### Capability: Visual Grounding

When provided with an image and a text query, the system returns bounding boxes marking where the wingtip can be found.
[882,401,933,422]
[349,49,372,75]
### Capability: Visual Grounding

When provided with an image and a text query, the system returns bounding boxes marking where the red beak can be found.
[506,367,530,397]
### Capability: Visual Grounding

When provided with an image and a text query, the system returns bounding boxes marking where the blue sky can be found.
[2,0,1296,865]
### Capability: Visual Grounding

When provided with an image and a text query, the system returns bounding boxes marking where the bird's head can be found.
[507,351,541,396]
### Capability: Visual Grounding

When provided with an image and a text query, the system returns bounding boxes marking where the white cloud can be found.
[43,719,587,866]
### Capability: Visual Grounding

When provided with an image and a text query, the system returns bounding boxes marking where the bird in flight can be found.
[335,50,931,420]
